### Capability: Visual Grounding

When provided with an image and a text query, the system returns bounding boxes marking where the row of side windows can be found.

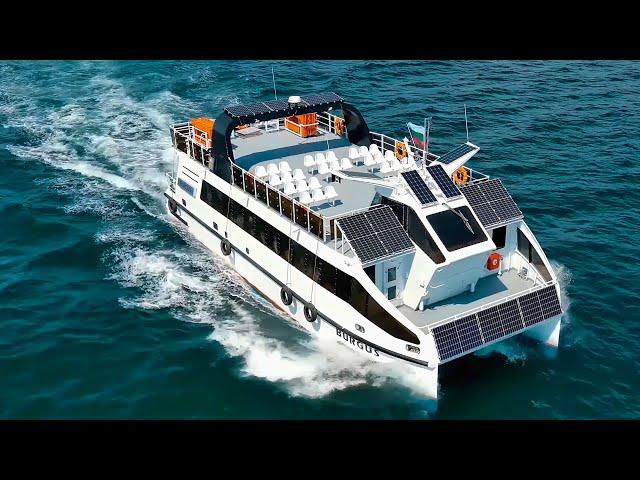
[200,179,420,344]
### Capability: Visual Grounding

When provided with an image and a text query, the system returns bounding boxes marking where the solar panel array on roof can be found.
[225,92,344,120]
[431,285,562,362]
[460,179,523,228]
[337,206,414,265]
[401,170,437,205]
[426,164,461,199]
[437,143,478,165]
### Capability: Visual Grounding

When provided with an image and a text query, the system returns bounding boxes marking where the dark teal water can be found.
[1,61,639,419]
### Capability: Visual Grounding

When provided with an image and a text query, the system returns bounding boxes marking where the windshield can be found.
[427,206,487,251]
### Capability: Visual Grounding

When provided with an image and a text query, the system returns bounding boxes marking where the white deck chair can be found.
[373,152,385,164]
[340,157,353,170]
[358,145,369,157]
[314,152,326,165]
[379,161,392,174]
[348,146,360,160]
[278,161,291,173]
[292,168,306,181]
[283,182,297,196]
[280,171,294,184]
[267,163,279,176]
[324,185,338,205]
[254,165,268,179]
[311,188,326,204]
[303,154,316,173]
[384,150,396,163]
[317,162,331,179]
[329,159,341,171]
[326,151,338,163]
[298,191,312,205]
[363,154,377,172]
[307,176,322,190]
[268,174,282,187]
[390,158,403,171]
[369,144,381,156]
[295,179,309,193]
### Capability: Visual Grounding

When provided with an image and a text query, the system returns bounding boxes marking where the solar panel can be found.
[460,179,523,228]
[401,170,437,205]
[427,164,461,199]
[336,205,414,265]
[437,143,477,165]
[432,285,563,362]
[225,92,343,120]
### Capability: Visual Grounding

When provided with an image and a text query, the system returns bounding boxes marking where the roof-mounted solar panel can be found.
[401,170,437,206]
[426,164,461,199]
[336,205,414,265]
[437,143,478,165]
[432,285,562,362]
[460,179,523,228]
[225,92,344,120]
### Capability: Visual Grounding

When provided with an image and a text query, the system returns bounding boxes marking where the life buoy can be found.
[303,303,317,322]
[395,141,408,160]
[453,166,470,186]
[334,117,345,135]
[168,198,178,215]
[280,286,293,306]
[221,238,232,256]
[487,252,501,270]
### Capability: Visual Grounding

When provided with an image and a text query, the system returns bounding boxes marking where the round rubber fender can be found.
[221,238,232,256]
[280,286,293,306]
[168,198,178,214]
[303,303,317,323]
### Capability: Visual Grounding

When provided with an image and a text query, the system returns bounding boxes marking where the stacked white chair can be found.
[303,154,316,173]
[348,146,360,160]
[324,185,338,205]
[311,188,326,204]
[326,151,339,163]
[363,154,377,172]
[307,176,322,190]
[254,165,267,179]
[390,158,403,171]
[317,162,331,179]
[358,145,369,157]
[298,191,312,205]
[373,152,385,165]
[283,182,297,196]
[369,144,380,156]
[292,168,306,181]
[406,155,417,168]
[340,157,353,170]
[278,161,292,174]
[384,150,396,163]
[379,161,392,174]
[295,179,309,193]
[269,174,282,188]
[281,171,294,184]
[314,152,326,166]
[267,163,279,176]
[329,159,341,171]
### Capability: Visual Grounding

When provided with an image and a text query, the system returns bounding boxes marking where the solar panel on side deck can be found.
[263,99,290,111]
[518,291,544,327]
[477,306,504,342]
[380,226,414,253]
[432,322,463,361]
[350,234,387,263]
[460,179,523,227]
[427,164,461,199]
[498,299,525,335]
[455,314,484,351]
[472,203,500,226]
[364,207,400,232]
[437,143,476,164]
[401,170,437,205]
[537,286,562,318]
[339,214,375,239]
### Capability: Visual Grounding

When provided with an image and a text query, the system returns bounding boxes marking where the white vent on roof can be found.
[288,95,301,105]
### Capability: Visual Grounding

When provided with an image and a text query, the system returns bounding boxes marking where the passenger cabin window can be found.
[427,206,487,252]
[199,180,420,345]
[492,226,507,249]
[387,267,396,282]
[517,228,552,282]
[387,286,397,300]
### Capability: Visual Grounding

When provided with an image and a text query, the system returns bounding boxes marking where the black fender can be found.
[303,303,317,323]
[168,197,178,214]
[280,286,293,306]
[221,238,232,256]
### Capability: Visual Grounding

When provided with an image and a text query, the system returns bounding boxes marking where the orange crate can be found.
[285,113,317,137]
[191,117,214,146]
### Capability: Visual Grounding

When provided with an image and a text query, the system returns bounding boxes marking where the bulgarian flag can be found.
[407,122,428,149]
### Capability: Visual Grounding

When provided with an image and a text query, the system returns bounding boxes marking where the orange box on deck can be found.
[191,117,215,146]
[285,113,317,137]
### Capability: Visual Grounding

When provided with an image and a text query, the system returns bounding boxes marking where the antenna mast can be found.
[271,65,278,100]
[464,104,469,143]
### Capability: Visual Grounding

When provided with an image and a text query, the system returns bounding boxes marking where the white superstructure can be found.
[164,92,563,399]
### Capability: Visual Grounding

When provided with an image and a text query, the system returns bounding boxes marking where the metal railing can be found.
[423,278,557,332]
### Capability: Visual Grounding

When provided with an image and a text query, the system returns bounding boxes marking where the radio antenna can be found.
[271,65,278,100]
[464,104,469,143]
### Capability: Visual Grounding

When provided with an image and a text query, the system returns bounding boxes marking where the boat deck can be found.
[399,269,537,329]
[232,127,385,218]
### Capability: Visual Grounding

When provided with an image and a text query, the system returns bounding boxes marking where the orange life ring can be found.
[334,117,345,135]
[395,141,408,160]
[453,166,470,186]
[487,252,501,270]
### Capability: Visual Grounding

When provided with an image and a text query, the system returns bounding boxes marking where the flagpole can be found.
[425,117,431,166]
[423,117,427,165]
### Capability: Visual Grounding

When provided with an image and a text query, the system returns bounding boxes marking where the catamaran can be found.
[164,92,563,399]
